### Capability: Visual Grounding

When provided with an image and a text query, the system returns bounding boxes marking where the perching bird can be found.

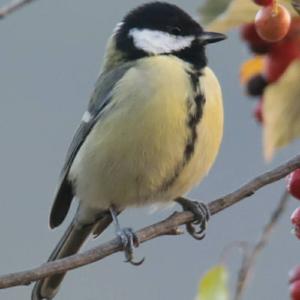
[32,2,226,299]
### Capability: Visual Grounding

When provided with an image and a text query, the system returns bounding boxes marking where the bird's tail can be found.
[31,214,112,300]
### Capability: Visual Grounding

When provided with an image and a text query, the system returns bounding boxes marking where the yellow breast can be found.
[168,66,224,199]
[70,56,223,210]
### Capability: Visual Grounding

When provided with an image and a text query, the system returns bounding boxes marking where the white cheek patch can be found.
[81,111,92,123]
[129,28,194,54]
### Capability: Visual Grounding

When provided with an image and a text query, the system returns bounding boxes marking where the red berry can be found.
[255,4,291,42]
[291,208,300,239]
[254,0,273,6]
[290,280,300,300]
[240,17,300,55]
[286,18,300,42]
[263,18,300,82]
[252,100,263,123]
[291,208,300,226]
[240,23,262,42]
[289,266,300,284]
[287,170,300,200]
[264,42,300,82]
[240,23,273,54]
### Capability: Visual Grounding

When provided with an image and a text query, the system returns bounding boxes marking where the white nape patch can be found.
[129,28,194,54]
[81,111,92,123]
[113,22,124,35]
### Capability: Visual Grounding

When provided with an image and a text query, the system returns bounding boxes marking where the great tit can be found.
[32,2,226,299]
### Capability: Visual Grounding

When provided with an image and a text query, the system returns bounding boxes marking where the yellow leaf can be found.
[240,56,265,84]
[196,265,229,300]
[263,59,300,160]
[205,0,297,33]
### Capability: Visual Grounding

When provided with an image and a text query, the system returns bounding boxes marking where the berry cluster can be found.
[240,12,299,124]
[242,2,300,236]
[241,4,300,298]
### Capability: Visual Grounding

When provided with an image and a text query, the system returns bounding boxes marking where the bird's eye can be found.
[167,26,182,35]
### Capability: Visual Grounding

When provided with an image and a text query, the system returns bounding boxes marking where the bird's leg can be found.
[176,197,210,240]
[109,207,144,266]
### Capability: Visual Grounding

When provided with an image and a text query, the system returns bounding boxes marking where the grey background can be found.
[0,0,299,299]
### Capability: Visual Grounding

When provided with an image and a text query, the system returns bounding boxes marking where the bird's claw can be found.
[186,219,207,240]
[117,227,145,266]
[176,199,210,240]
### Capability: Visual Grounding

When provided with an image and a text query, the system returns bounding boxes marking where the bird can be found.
[31,2,226,299]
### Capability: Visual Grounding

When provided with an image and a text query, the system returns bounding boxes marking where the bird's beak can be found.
[198,31,227,44]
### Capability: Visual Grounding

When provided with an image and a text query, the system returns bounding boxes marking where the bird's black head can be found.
[115,2,226,69]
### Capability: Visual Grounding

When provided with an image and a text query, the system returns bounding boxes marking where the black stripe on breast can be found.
[158,68,205,192]
[184,69,205,162]
[184,94,205,161]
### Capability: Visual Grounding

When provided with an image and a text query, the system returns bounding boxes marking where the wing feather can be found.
[49,62,134,228]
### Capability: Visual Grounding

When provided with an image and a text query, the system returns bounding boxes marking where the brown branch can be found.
[0,0,38,19]
[0,154,299,289]
[234,190,290,300]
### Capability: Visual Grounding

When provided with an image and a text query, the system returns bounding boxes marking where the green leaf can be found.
[197,265,229,300]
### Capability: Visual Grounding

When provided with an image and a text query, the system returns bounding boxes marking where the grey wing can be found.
[49,62,134,228]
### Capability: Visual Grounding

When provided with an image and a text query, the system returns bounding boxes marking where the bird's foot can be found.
[176,198,210,240]
[109,207,144,266]
[116,227,144,266]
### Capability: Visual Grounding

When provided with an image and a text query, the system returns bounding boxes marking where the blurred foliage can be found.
[196,265,229,300]
[292,0,300,15]
[198,0,231,25]
[200,0,297,32]
[240,56,264,84]
[263,60,300,160]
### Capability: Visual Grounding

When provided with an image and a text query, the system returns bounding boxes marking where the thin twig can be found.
[0,154,299,289]
[234,190,290,300]
[0,0,38,19]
